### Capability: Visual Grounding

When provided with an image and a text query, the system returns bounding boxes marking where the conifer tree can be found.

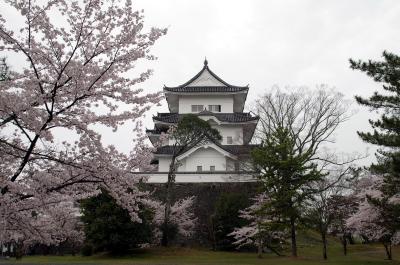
[350,51,400,193]
[253,87,355,257]
[350,51,400,259]
[252,127,322,257]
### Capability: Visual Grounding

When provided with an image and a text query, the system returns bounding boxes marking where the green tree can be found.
[351,51,400,194]
[252,127,323,257]
[80,191,153,254]
[211,192,249,250]
[350,51,400,259]
[253,87,351,256]
[162,114,221,246]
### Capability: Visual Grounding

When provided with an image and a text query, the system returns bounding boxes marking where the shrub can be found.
[80,191,153,254]
[81,245,93,256]
[211,192,249,250]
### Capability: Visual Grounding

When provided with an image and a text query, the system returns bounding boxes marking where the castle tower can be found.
[146,60,259,182]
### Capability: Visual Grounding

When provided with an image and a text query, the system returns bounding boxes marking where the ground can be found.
[0,244,399,265]
[1,231,399,265]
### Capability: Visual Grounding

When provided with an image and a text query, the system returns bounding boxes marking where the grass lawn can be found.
[1,231,399,265]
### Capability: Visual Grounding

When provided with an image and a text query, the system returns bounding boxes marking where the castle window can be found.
[208,105,221,112]
[191,105,204,112]
[210,166,215,171]
[197,166,202,172]
[227,136,233,144]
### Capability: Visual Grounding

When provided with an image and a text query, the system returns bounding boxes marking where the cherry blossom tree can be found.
[150,196,197,245]
[229,193,286,258]
[2,201,84,258]
[0,0,166,250]
[304,168,356,260]
[328,194,358,256]
[347,175,400,260]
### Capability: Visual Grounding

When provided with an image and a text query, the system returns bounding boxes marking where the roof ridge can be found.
[164,61,248,89]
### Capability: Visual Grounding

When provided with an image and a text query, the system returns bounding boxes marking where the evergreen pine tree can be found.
[252,127,323,257]
[350,51,400,257]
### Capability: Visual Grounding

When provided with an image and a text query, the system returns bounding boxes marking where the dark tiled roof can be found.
[154,144,260,156]
[164,86,248,93]
[146,128,168,134]
[154,146,177,155]
[163,60,248,93]
[223,145,260,155]
[153,112,259,124]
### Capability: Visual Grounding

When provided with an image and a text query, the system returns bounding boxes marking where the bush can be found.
[211,192,249,250]
[161,222,179,246]
[81,245,93,256]
[80,191,153,254]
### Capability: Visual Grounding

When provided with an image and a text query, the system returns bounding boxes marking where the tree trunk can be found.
[342,235,347,256]
[321,232,327,260]
[383,243,392,260]
[15,242,24,260]
[290,216,297,257]
[209,216,217,251]
[161,156,177,247]
[347,233,354,245]
[257,237,263,259]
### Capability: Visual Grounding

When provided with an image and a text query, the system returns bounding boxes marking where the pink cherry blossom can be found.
[0,0,166,247]
[229,193,285,250]
[149,196,197,245]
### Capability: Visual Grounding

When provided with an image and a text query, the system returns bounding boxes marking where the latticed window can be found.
[191,105,204,112]
[210,166,215,171]
[197,166,202,172]
[208,105,221,112]
[227,136,233,144]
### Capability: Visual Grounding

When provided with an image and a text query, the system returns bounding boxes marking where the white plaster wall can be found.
[179,95,234,113]
[158,157,172,172]
[185,147,226,171]
[146,173,256,183]
[211,125,243,145]
[158,156,187,172]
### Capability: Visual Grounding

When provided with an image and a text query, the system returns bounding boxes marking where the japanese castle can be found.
[146,60,259,182]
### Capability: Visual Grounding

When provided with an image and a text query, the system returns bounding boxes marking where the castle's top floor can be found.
[164,59,249,113]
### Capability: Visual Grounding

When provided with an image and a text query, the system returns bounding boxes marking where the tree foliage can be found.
[346,175,400,260]
[80,191,153,254]
[229,193,286,258]
[349,51,400,260]
[162,114,221,246]
[351,51,400,190]
[211,192,249,251]
[0,57,9,81]
[253,87,351,257]
[252,126,322,257]
[304,175,356,260]
[0,0,166,248]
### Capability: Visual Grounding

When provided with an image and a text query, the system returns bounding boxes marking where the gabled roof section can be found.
[153,132,260,158]
[154,144,260,157]
[153,112,259,124]
[164,59,248,93]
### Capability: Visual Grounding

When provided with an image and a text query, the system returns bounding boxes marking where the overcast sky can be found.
[3,0,400,165]
[122,0,398,165]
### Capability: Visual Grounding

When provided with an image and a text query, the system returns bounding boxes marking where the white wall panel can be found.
[179,95,234,113]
